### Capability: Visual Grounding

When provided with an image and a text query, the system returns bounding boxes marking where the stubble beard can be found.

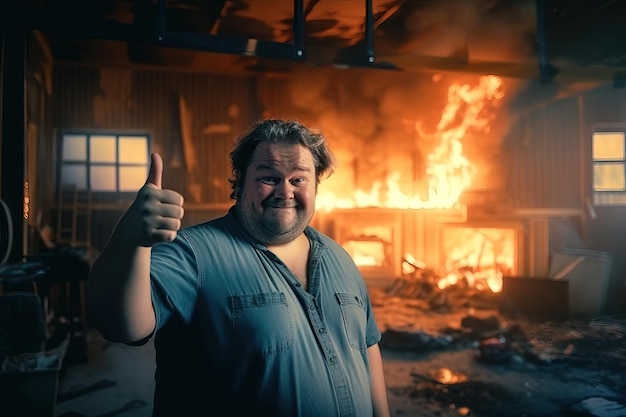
[238,204,313,246]
[259,208,312,245]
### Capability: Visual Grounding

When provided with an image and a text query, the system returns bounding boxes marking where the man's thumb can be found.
[146,152,163,188]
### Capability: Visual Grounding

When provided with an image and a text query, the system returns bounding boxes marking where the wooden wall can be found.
[47,65,262,252]
[43,65,593,250]
[31,60,625,311]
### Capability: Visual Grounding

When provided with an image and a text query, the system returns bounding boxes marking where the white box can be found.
[549,249,612,317]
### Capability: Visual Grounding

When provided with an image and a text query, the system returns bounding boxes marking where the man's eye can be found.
[261,177,278,185]
[290,178,306,185]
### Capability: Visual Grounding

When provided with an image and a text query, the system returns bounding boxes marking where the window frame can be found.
[591,124,626,206]
[57,129,152,201]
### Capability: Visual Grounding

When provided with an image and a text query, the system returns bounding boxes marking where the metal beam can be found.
[293,0,305,60]
[365,0,374,64]
[153,0,305,61]
[536,0,558,83]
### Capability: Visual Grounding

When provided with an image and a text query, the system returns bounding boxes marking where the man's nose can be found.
[274,180,295,199]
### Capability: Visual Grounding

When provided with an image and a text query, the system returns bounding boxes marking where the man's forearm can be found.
[368,343,391,417]
[87,238,155,343]
[88,152,182,344]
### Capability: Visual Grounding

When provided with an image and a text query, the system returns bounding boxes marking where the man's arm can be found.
[87,153,184,343]
[368,343,391,417]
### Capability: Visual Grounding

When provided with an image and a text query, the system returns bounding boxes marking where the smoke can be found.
[395,0,537,63]
[273,65,516,200]
[260,1,538,199]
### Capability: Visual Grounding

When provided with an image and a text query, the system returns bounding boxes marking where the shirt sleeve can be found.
[150,231,200,331]
[364,289,382,347]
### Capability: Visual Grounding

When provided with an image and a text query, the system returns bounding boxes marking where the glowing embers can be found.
[437,224,519,293]
[396,223,520,294]
[331,208,521,293]
[431,368,468,385]
[401,254,426,276]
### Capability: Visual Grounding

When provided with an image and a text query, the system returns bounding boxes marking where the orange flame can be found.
[317,75,504,211]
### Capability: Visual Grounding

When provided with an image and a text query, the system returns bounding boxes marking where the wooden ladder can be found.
[56,184,92,249]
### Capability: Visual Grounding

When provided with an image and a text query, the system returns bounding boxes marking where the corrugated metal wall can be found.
[51,66,261,250]
[258,74,588,211]
[504,96,582,208]
[52,66,260,205]
[38,62,626,312]
[49,64,626,255]
[52,66,594,212]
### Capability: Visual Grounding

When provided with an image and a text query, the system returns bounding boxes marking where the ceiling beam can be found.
[536,0,557,83]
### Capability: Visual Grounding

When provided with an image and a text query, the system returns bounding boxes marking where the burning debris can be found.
[394,376,517,417]
[386,251,509,304]
[372,256,626,367]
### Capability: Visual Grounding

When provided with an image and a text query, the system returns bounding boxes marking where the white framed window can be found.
[592,129,626,205]
[59,131,151,193]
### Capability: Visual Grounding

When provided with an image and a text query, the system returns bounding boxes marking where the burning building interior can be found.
[1,1,626,416]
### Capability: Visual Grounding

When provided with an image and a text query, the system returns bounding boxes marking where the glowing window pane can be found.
[61,165,87,190]
[593,132,625,161]
[90,166,117,191]
[594,162,626,191]
[90,135,117,163]
[343,240,386,266]
[119,137,148,164]
[119,166,148,191]
[62,135,87,161]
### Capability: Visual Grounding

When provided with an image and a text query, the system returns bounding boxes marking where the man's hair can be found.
[228,119,335,200]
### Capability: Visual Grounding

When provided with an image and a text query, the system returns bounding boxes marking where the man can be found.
[88,119,390,416]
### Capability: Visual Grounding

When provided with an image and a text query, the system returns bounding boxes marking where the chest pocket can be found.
[229,292,294,356]
[336,292,368,352]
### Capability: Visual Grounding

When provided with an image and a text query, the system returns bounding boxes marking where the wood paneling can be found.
[50,66,261,250]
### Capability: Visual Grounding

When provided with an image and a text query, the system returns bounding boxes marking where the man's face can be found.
[236,142,317,246]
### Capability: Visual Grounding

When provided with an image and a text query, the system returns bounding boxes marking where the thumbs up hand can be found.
[146,151,165,189]
[118,152,185,247]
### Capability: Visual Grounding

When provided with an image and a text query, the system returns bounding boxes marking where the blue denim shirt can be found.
[149,206,381,417]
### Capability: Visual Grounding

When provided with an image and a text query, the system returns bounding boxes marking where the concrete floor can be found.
[52,292,626,417]
[56,330,155,417]
[54,330,430,417]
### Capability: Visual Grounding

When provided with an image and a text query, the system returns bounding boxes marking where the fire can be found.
[317,75,510,294]
[433,225,514,293]
[436,269,504,293]
[316,75,504,211]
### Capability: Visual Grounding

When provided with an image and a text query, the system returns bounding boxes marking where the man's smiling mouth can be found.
[265,202,297,209]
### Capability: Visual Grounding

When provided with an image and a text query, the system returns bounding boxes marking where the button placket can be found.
[304,293,353,416]
[285,236,354,416]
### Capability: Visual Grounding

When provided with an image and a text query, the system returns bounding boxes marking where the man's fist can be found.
[119,152,185,247]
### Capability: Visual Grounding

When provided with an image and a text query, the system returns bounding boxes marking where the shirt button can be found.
[318,327,326,334]
[309,304,315,310]
[254,295,263,304]
[295,282,301,287]
[329,356,337,363]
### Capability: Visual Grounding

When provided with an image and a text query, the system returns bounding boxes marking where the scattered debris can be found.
[570,396,626,417]
[373,278,626,417]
